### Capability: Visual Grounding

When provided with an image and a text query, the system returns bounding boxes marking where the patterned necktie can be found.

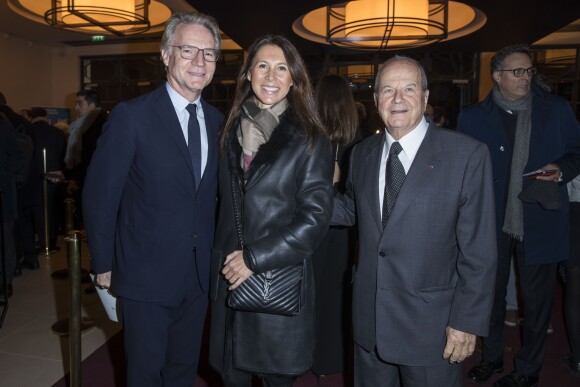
[186,103,201,187]
[382,141,406,228]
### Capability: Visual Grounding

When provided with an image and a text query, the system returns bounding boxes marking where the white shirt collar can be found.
[383,116,429,164]
[165,82,203,117]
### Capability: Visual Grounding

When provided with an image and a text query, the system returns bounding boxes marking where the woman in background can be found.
[312,73,361,378]
[208,35,333,387]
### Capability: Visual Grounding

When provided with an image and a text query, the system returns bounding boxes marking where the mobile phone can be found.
[522,168,558,178]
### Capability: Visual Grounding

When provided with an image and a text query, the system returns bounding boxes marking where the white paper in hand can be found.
[90,274,119,322]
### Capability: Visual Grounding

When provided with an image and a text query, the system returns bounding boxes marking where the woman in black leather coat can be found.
[208,35,333,386]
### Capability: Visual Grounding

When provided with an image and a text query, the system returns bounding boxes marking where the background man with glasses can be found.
[458,44,580,387]
[83,12,224,387]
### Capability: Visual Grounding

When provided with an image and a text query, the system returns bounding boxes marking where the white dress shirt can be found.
[379,117,429,213]
[166,83,209,178]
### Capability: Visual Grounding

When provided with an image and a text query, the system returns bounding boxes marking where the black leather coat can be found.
[209,110,333,375]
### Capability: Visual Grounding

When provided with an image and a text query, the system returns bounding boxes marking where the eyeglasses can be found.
[171,45,220,62]
[497,66,537,77]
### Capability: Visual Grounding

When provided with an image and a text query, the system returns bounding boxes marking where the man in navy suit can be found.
[458,45,580,387]
[83,12,224,387]
[332,56,497,387]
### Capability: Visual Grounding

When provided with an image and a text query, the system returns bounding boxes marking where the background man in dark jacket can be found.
[14,107,65,268]
[458,44,580,387]
[64,89,107,225]
[0,111,26,303]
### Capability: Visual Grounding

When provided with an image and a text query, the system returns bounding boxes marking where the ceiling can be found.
[1,0,579,53]
[187,0,580,55]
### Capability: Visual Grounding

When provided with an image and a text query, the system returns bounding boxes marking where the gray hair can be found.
[374,55,429,95]
[490,44,531,77]
[160,12,221,52]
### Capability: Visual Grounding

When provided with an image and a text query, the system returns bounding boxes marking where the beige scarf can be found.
[238,96,288,170]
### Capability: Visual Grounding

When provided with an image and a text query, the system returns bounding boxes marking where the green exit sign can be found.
[91,35,105,42]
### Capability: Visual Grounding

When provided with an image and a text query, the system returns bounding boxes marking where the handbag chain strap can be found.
[230,173,244,249]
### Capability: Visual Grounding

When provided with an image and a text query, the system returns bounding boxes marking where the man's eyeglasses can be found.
[171,45,220,62]
[497,66,538,77]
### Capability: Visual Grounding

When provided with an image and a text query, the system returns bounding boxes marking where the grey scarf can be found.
[493,86,533,241]
[238,96,288,170]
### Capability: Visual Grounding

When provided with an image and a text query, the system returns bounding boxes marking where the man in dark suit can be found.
[14,107,65,268]
[64,89,107,225]
[332,56,497,387]
[0,112,26,303]
[83,12,224,387]
[458,44,580,387]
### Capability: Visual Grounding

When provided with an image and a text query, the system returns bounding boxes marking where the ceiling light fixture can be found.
[293,0,487,51]
[8,0,172,36]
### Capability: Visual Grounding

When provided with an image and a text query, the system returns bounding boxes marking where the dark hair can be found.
[160,12,221,52]
[0,91,6,105]
[374,55,428,95]
[76,90,101,107]
[315,74,358,144]
[28,107,48,118]
[490,44,531,77]
[220,34,323,152]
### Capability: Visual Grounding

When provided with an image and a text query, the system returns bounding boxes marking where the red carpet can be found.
[52,280,579,386]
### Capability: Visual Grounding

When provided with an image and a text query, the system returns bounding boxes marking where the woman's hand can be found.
[222,250,254,290]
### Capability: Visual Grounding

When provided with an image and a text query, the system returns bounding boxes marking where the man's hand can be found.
[443,326,476,363]
[535,163,561,181]
[94,271,112,289]
[222,250,253,290]
[46,170,65,183]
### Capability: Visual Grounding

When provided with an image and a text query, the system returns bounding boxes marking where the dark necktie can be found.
[382,141,406,228]
[186,103,202,187]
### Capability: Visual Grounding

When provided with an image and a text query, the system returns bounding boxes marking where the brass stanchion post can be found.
[42,148,50,256]
[50,229,94,335]
[67,231,82,387]
[51,198,90,282]
[64,198,74,234]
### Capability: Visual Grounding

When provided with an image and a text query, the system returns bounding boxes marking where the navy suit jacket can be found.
[83,85,224,301]
[457,85,580,265]
[332,124,497,366]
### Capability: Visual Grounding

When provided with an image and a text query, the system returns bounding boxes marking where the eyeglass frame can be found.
[497,66,538,77]
[170,45,221,62]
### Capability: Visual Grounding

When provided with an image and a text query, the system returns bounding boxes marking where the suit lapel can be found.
[362,133,384,231]
[384,125,442,229]
[152,87,196,181]
[199,99,219,190]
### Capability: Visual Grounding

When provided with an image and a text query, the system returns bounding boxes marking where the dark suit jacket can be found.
[83,85,224,301]
[457,85,580,265]
[66,109,108,189]
[18,119,66,206]
[0,117,26,222]
[333,124,497,366]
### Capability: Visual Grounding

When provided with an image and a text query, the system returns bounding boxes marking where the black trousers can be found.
[482,232,558,377]
[119,279,208,387]
[565,202,580,360]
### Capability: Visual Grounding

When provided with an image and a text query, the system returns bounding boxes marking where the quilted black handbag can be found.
[226,174,304,317]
